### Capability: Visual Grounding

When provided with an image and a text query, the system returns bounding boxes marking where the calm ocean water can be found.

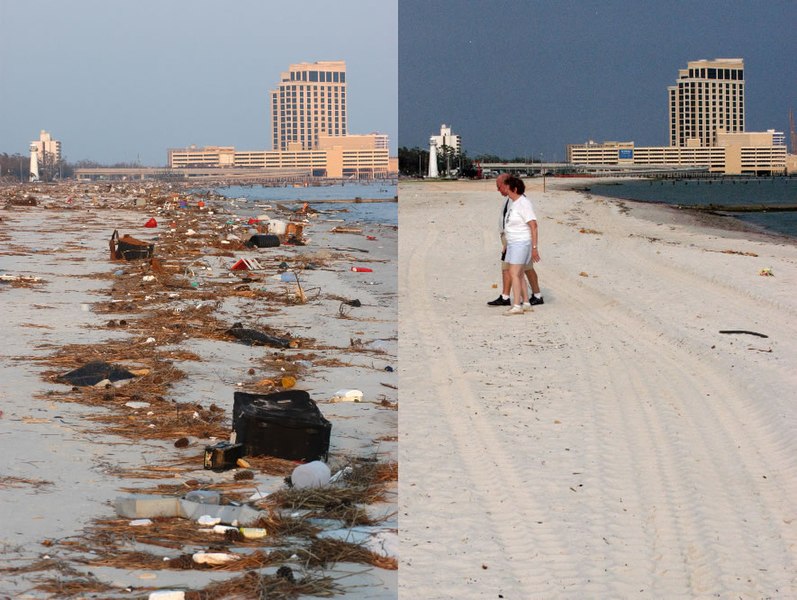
[212,181,397,225]
[592,178,797,239]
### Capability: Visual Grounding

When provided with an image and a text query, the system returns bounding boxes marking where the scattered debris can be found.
[330,389,364,403]
[719,330,769,338]
[110,229,155,261]
[56,361,136,387]
[226,322,292,348]
[291,460,332,489]
[231,257,264,270]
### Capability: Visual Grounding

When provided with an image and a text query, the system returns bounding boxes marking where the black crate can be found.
[233,390,331,461]
[247,234,281,248]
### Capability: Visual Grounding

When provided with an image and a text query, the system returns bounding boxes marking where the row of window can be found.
[687,67,743,80]
[679,81,743,89]
[278,90,345,98]
[288,70,345,83]
[279,86,345,95]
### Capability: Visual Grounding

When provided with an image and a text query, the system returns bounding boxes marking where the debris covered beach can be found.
[0,180,397,598]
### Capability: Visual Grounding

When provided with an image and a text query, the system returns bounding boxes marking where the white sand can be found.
[398,178,797,598]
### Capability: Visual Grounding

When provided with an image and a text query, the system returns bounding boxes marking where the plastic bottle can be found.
[350,266,373,273]
[291,461,331,489]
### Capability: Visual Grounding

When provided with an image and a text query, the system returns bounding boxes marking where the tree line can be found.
[398,146,541,178]
[0,153,145,183]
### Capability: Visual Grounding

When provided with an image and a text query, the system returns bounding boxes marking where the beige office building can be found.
[566,131,787,175]
[168,132,391,179]
[669,58,745,148]
[270,60,347,151]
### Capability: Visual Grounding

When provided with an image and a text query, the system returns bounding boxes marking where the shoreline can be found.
[546,176,797,245]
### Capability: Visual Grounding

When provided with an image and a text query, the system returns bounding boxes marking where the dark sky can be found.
[399,0,797,161]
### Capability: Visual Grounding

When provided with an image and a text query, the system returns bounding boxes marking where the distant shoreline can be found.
[547,176,797,246]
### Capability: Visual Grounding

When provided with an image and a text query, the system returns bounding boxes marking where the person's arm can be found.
[528,220,540,262]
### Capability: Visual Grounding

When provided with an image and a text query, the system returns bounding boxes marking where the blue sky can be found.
[399,0,797,161]
[0,0,397,165]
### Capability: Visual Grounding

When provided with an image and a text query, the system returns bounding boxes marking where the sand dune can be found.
[399,178,797,598]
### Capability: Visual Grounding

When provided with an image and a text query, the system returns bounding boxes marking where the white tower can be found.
[29,143,39,182]
[427,138,439,178]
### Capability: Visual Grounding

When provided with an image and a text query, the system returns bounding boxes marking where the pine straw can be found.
[84,548,288,571]
[187,569,343,599]
[30,562,117,597]
[301,537,397,571]
[0,476,54,490]
[265,461,398,517]
[78,514,320,556]
[82,398,229,442]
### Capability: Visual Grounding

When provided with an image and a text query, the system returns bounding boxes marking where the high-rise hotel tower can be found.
[669,58,745,148]
[270,60,347,151]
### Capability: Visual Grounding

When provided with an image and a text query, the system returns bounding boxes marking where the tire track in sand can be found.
[543,265,797,597]
[401,223,572,597]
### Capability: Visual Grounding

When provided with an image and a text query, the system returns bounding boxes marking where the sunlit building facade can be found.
[270,61,347,151]
[168,131,391,179]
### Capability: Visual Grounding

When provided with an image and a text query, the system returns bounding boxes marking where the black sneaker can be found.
[487,295,511,306]
[529,296,544,306]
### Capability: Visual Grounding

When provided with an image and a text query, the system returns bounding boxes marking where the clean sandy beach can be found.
[398,178,797,598]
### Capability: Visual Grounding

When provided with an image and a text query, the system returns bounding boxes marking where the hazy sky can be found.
[0,0,397,166]
[399,0,797,161]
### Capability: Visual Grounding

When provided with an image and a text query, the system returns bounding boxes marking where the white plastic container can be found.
[268,219,287,235]
[291,461,331,489]
[197,515,221,526]
[239,527,267,539]
[184,490,221,505]
[192,552,239,565]
[148,592,185,600]
[331,389,363,403]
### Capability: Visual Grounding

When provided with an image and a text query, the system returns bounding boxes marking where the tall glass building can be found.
[270,60,348,151]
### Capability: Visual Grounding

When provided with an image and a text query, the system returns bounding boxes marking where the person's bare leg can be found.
[509,264,525,306]
[502,267,511,296]
[525,268,540,295]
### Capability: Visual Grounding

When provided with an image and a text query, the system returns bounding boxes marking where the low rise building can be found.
[168,132,392,179]
[566,134,787,175]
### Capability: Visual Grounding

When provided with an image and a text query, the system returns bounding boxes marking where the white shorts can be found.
[504,241,531,265]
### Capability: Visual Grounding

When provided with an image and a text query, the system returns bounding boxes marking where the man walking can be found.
[487,173,543,306]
